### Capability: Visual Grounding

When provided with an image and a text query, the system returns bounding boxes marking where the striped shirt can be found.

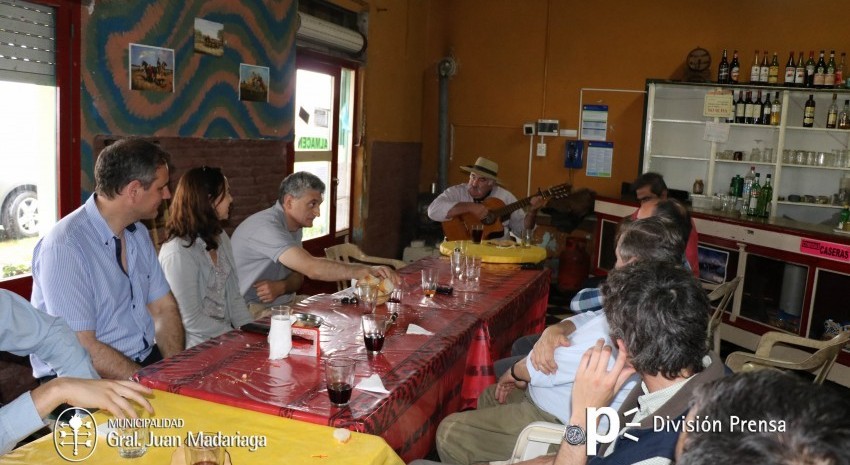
[30,194,170,377]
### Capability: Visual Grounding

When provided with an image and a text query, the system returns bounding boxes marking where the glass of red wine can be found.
[361,314,389,354]
[326,356,357,407]
[470,224,484,243]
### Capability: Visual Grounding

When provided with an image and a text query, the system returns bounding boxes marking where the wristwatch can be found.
[564,425,586,445]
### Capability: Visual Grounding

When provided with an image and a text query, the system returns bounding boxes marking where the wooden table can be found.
[135,257,549,462]
[0,390,403,465]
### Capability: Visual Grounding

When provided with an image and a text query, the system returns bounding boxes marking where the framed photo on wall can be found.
[129,43,175,93]
[194,18,224,57]
[239,63,269,102]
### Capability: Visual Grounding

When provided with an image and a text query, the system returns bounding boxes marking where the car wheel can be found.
[5,189,38,238]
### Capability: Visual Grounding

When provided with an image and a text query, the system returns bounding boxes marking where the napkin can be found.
[406,324,434,336]
[355,374,390,394]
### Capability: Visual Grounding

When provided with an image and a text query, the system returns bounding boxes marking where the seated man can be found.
[434,216,684,465]
[494,198,693,378]
[0,290,152,454]
[232,172,398,311]
[427,157,545,240]
[677,370,850,464]
[31,138,184,380]
[519,260,725,465]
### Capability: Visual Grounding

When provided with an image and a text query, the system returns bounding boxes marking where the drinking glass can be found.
[421,269,437,298]
[521,229,534,248]
[463,255,482,285]
[361,314,389,354]
[117,426,148,458]
[451,250,465,284]
[184,434,223,465]
[325,357,356,407]
[268,305,292,360]
[470,224,484,244]
[356,283,379,313]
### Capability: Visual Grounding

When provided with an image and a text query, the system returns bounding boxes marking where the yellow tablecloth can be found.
[439,240,547,264]
[0,390,403,465]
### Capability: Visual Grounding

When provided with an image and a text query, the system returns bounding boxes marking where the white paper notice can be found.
[703,122,730,143]
[585,141,613,178]
[580,105,609,141]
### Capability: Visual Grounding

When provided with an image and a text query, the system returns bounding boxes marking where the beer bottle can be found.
[770,92,782,126]
[825,50,837,87]
[768,52,780,85]
[805,51,816,88]
[827,93,838,129]
[717,48,730,84]
[803,94,816,127]
[794,52,806,87]
[759,50,770,83]
[783,51,796,86]
[730,50,741,84]
[814,50,827,88]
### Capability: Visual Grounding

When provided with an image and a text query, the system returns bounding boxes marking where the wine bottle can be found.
[759,50,770,83]
[835,52,847,88]
[803,94,816,127]
[717,48,730,84]
[783,51,796,86]
[770,91,782,126]
[825,50,837,87]
[754,90,764,124]
[827,93,838,129]
[838,99,850,130]
[768,52,779,85]
[757,174,773,218]
[735,90,746,123]
[730,50,740,84]
[750,50,761,84]
[761,91,772,125]
[744,90,756,124]
[805,51,816,88]
[747,173,761,216]
[794,51,806,87]
[814,50,827,88]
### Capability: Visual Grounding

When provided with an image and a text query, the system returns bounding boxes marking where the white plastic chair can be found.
[705,276,742,354]
[508,421,564,463]
[324,243,406,291]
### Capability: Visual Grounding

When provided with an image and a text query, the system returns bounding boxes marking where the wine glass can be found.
[752,139,763,162]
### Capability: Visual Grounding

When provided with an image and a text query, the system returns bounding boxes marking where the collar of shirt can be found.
[84,194,138,245]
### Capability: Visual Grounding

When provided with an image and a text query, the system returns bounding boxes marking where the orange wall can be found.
[366,0,850,199]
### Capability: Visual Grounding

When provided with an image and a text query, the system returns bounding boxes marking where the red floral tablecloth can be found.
[136,257,549,461]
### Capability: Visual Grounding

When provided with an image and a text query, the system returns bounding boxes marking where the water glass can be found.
[521,229,534,248]
[184,434,223,465]
[356,283,379,313]
[117,426,148,458]
[421,269,437,298]
[325,357,356,406]
[268,305,292,360]
[361,314,388,354]
[451,250,465,283]
[463,255,482,284]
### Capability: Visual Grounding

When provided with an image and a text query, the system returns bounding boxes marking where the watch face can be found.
[565,425,586,445]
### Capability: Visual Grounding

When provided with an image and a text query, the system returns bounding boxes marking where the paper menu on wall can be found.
[580,105,608,141]
[585,141,613,178]
[703,122,730,143]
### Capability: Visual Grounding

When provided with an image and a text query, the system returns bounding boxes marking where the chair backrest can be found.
[705,276,742,353]
[725,329,850,384]
[324,243,406,291]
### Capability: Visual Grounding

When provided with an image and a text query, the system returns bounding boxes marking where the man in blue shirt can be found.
[0,290,152,454]
[31,138,184,380]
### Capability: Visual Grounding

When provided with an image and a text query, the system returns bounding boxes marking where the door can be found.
[293,53,356,254]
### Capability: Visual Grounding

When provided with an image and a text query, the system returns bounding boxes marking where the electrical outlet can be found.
[523,123,535,136]
[536,143,547,157]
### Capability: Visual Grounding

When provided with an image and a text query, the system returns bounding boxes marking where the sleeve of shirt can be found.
[427,186,463,222]
[32,242,98,332]
[570,287,605,314]
[0,392,46,455]
[158,242,232,344]
[0,290,97,379]
[566,309,605,331]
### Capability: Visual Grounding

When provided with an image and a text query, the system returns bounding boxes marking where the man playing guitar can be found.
[427,157,547,241]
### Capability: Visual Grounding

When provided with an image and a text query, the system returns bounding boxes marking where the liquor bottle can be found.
[805,51,816,88]
[768,52,780,85]
[840,205,850,231]
[835,52,847,88]
[803,94,816,127]
[744,90,756,124]
[761,91,772,125]
[730,50,741,84]
[753,90,764,124]
[814,50,827,88]
[757,174,773,218]
[783,51,796,86]
[735,90,746,123]
[825,50,837,87]
[747,173,761,216]
[750,50,761,84]
[770,91,782,126]
[759,50,770,83]
[826,93,838,129]
[794,51,806,86]
[717,48,730,84]
[741,166,756,214]
[838,99,850,130]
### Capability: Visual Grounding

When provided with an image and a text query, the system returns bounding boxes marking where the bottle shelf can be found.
[785,126,850,133]
[776,201,843,209]
[781,163,850,171]
[649,154,709,161]
[651,119,709,125]
[717,160,777,166]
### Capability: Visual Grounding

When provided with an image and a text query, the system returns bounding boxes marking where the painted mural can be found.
[80,0,296,193]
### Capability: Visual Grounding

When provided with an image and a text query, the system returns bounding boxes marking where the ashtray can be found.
[293,312,324,328]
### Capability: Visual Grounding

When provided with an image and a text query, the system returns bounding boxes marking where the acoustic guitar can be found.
[441,183,571,241]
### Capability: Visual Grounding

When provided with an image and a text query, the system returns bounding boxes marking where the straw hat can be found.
[460,157,501,183]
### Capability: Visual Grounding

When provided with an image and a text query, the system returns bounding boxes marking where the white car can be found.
[0,181,38,239]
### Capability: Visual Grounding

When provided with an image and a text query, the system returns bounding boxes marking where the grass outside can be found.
[0,237,37,279]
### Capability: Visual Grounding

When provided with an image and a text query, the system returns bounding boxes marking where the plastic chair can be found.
[508,421,564,463]
[705,276,742,354]
[324,243,406,291]
[725,329,850,384]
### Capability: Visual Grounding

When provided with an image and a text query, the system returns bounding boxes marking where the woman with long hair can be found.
[159,166,253,347]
